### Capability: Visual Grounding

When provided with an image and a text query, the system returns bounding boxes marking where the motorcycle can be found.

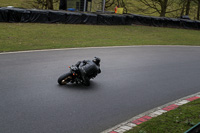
[58,57,101,86]
[57,65,99,86]
[58,65,83,85]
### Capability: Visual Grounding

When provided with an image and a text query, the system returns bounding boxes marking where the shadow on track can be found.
[57,81,99,91]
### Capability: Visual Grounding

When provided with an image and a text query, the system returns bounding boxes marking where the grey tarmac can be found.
[0,46,200,133]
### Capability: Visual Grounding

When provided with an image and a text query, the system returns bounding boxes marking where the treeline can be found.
[22,0,200,20]
[22,0,59,10]
[105,0,200,20]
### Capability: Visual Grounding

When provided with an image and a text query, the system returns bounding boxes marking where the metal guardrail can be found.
[185,122,200,133]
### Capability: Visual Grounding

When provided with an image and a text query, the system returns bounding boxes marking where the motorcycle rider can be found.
[75,57,101,86]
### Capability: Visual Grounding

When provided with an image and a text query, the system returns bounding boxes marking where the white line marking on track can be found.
[1,45,200,55]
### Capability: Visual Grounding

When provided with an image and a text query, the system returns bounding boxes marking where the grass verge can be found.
[126,99,200,133]
[0,23,200,52]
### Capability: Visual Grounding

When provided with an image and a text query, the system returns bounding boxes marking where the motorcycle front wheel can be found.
[57,72,73,85]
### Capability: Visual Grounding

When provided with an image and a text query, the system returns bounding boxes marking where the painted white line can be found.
[114,128,126,133]
[1,45,200,55]
[120,125,132,130]
[126,123,137,127]
[0,46,143,55]
[175,100,189,106]
[149,110,166,117]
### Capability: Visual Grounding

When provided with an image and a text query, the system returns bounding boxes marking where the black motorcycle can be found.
[58,65,99,86]
[58,57,101,86]
[58,65,82,85]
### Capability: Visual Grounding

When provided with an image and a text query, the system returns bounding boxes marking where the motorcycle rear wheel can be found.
[57,72,72,85]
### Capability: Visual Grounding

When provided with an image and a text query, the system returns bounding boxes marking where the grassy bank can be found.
[0,23,200,52]
[126,99,200,133]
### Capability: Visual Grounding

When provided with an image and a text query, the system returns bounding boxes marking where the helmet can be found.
[93,57,101,65]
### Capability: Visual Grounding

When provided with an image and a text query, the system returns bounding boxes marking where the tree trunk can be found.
[59,0,67,10]
[180,0,186,16]
[47,0,53,10]
[160,0,168,17]
[197,0,200,20]
[185,0,191,15]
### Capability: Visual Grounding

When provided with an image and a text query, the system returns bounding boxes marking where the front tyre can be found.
[57,72,72,85]
[83,77,90,86]
[84,80,90,86]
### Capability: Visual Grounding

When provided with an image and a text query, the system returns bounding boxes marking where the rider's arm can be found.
[75,61,81,67]
[79,60,88,67]
[98,68,101,73]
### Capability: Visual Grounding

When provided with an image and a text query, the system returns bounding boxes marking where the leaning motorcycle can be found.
[58,65,83,85]
[57,65,99,86]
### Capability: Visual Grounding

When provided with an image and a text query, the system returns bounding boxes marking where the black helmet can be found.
[93,57,101,65]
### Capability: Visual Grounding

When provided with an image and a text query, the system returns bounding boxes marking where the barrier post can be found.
[102,0,105,13]
[84,0,87,12]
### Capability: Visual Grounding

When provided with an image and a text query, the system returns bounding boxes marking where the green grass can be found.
[0,23,200,52]
[0,0,24,8]
[126,99,200,133]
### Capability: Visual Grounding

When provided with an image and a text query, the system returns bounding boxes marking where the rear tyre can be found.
[58,72,72,85]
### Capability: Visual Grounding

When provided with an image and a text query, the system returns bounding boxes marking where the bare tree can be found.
[47,0,53,9]
[23,0,58,10]
[59,0,67,10]
[193,0,200,19]
[179,0,198,19]
[185,0,192,15]
[180,0,186,16]
[136,0,182,17]
[197,0,200,19]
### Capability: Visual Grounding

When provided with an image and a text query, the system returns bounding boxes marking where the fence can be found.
[60,0,103,12]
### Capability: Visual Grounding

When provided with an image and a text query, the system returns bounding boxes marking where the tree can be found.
[194,0,200,20]
[197,0,200,19]
[23,0,58,10]
[59,0,67,10]
[136,0,182,17]
[180,0,186,16]
[179,0,199,19]
[47,0,53,9]
[185,0,192,15]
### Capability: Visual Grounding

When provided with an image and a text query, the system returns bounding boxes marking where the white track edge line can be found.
[1,45,200,55]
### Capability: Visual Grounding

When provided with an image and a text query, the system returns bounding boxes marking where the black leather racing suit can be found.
[75,60,101,86]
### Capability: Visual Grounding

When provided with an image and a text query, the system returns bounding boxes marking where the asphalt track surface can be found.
[1,46,200,133]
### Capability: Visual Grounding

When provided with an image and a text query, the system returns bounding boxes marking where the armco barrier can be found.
[97,14,126,25]
[0,7,200,30]
[0,7,9,22]
[81,13,97,24]
[28,9,49,23]
[48,10,67,23]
